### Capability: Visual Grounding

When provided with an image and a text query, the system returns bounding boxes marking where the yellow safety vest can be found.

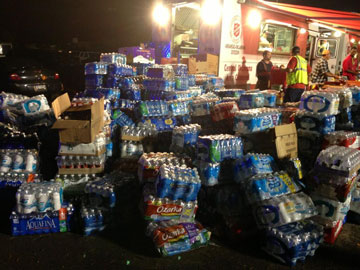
[286,55,308,86]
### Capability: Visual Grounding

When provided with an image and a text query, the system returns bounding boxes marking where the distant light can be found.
[68,51,72,54]
[334,31,342,37]
[201,0,222,25]
[351,38,356,43]
[153,3,170,26]
[247,10,262,29]
[300,28,307,34]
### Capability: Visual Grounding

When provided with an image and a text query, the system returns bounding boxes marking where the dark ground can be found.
[1,220,360,270]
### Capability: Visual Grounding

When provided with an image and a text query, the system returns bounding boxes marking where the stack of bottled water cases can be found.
[120,123,157,158]
[167,98,191,117]
[72,87,118,160]
[55,174,97,188]
[10,181,74,236]
[56,155,106,172]
[143,164,210,256]
[323,87,353,129]
[144,65,175,91]
[111,109,135,127]
[193,74,208,85]
[210,101,239,122]
[175,75,189,91]
[132,63,152,75]
[81,177,115,235]
[138,152,190,184]
[264,220,324,266]
[115,76,143,100]
[170,124,201,154]
[188,74,196,87]
[163,89,203,101]
[234,108,282,134]
[85,59,133,90]
[191,93,220,117]
[0,92,54,129]
[85,62,108,89]
[80,171,138,236]
[100,52,127,66]
[55,121,108,175]
[0,149,39,187]
[260,90,278,108]
[146,220,211,256]
[215,89,245,98]
[0,92,28,109]
[203,77,224,91]
[238,91,265,109]
[297,90,340,135]
[323,131,360,150]
[233,153,321,265]
[196,135,243,186]
[309,146,360,243]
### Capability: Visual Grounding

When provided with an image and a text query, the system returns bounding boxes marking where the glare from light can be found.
[153,3,170,26]
[201,0,222,26]
[300,28,307,34]
[247,10,262,29]
[351,38,356,43]
[334,31,342,37]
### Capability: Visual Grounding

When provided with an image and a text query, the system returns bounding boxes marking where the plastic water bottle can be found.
[37,188,49,212]
[52,188,61,211]
[0,152,12,173]
[21,189,36,214]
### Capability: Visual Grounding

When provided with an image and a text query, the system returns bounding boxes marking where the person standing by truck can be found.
[311,49,340,85]
[256,50,273,90]
[284,46,311,102]
[342,45,359,80]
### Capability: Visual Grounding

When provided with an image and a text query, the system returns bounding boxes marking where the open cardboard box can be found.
[51,93,104,144]
[242,123,298,159]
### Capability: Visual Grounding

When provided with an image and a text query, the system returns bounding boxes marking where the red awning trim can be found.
[251,0,360,35]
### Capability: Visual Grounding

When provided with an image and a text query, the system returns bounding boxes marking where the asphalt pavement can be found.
[1,219,360,270]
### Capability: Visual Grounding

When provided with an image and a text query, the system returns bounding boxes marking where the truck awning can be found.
[253,0,360,35]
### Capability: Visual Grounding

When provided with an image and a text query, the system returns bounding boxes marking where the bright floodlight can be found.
[351,38,356,43]
[153,3,170,26]
[334,31,342,37]
[201,0,222,25]
[247,10,262,29]
[300,28,307,34]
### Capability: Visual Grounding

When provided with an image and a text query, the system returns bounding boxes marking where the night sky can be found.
[0,0,357,51]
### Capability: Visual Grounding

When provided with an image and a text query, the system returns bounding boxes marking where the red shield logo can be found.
[233,23,240,38]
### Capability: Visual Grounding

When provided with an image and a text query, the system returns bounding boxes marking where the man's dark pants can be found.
[284,87,305,103]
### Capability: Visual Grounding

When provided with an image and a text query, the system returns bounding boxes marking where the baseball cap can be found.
[322,49,330,56]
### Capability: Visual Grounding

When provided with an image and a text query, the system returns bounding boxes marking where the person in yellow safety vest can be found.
[284,46,312,102]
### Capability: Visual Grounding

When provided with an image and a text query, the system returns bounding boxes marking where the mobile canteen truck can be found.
[152,0,360,87]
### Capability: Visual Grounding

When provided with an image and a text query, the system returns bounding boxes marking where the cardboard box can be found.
[196,61,209,74]
[52,93,104,144]
[196,54,219,75]
[180,57,197,74]
[275,123,298,159]
[58,167,104,175]
[242,123,298,159]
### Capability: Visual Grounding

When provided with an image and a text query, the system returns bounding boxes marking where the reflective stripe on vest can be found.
[287,55,308,86]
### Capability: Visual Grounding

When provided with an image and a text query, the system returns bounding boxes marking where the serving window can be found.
[258,23,296,54]
[315,39,338,58]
